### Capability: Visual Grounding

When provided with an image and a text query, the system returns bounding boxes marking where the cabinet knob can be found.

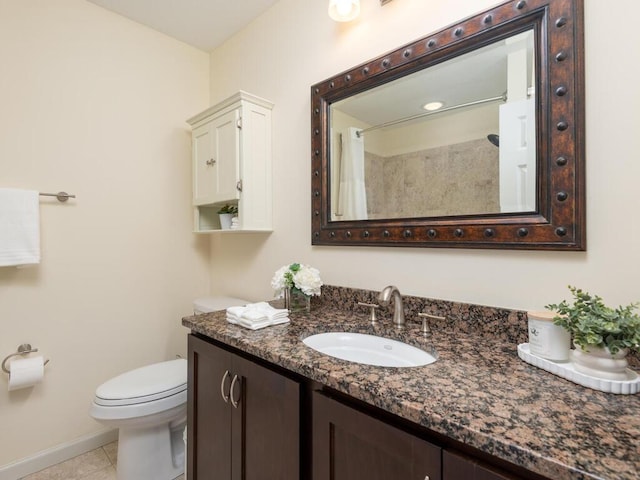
[220,370,230,403]
[230,374,241,408]
[236,180,243,192]
[206,158,216,166]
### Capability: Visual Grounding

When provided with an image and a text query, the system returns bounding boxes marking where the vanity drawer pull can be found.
[220,370,230,403]
[230,374,241,409]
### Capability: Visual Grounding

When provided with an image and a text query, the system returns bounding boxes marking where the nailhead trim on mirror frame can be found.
[310,0,585,250]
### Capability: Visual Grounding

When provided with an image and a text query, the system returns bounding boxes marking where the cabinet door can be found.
[313,392,441,480]
[192,109,240,206]
[212,109,241,203]
[192,122,215,205]
[232,354,300,480]
[188,334,300,480]
[188,335,233,480]
[443,450,520,480]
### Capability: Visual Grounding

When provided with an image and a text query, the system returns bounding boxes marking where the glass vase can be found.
[284,287,311,313]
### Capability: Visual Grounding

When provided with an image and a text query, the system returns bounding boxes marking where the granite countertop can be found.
[182,298,640,480]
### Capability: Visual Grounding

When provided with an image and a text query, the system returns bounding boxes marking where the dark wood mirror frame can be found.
[310,0,584,250]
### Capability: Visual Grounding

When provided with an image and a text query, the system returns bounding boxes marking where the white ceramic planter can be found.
[218,213,235,230]
[570,343,629,381]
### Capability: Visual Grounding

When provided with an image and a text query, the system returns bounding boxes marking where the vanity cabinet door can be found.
[232,354,300,480]
[312,391,442,480]
[188,334,233,480]
[188,334,300,480]
[443,450,521,480]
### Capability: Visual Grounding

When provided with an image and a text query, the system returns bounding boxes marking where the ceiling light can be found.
[423,101,444,111]
[328,0,360,22]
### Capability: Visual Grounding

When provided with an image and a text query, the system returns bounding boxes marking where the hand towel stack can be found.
[226,302,289,330]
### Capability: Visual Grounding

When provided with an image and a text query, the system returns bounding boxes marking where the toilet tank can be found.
[193,297,249,315]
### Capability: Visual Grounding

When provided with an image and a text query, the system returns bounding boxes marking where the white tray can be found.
[517,343,639,395]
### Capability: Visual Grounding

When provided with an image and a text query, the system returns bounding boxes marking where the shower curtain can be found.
[335,127,368,221]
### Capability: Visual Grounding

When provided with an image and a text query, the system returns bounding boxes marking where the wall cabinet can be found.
[187,334,299,480]
[313,391,442,480]
[187,91,273,233]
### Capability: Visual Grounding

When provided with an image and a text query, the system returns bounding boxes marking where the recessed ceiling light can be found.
[423,101,444,111]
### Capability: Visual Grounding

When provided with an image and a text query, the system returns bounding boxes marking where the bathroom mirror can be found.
[311,0,585,250]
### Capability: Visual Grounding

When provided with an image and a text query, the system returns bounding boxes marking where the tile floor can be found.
[19,442,184,480]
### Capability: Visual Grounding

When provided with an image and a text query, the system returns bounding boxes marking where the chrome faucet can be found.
[378,285,405,329]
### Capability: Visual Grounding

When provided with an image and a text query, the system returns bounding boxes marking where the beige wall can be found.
[0,0,210,467]
[207,0,640,311]
[2,0,638,470]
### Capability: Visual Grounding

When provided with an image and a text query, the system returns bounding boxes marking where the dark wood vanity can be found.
[188,332,536,480]
[183,292,640,480]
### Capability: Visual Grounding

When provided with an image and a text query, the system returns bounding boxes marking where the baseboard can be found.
[0,429,118,480]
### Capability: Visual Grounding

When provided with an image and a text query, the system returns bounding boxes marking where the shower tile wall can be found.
[365,138,499,219]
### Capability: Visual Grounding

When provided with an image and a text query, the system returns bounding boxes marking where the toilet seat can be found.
[91,359,187,421]
[94,358,187,406]
[95,383,186,406]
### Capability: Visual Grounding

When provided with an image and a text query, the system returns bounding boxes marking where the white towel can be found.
[236,316,289,330]
[226,302,289,330]
[0,189,40,267]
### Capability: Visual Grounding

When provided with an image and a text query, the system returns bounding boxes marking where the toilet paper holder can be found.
[1,344,50,374]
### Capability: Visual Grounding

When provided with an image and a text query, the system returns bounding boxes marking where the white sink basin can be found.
[302,332,437,367]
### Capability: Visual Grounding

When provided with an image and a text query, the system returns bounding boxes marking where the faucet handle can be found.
[417,312,445,337]
[357,302,380,325]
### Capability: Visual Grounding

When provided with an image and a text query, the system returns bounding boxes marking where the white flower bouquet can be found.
[271,262,323,298]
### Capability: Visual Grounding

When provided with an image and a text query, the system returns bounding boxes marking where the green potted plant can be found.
[546,286,640,380]
[217,204,238,230]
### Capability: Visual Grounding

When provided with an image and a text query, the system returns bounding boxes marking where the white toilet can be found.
[90,358,187,480]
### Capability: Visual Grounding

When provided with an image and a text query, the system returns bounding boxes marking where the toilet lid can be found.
[95,358,187,406]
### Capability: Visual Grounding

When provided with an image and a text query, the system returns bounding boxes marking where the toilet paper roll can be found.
[8,356,44,391]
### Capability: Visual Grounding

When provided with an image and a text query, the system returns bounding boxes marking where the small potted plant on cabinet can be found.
[217,204,238,230]
[546,286,640,380]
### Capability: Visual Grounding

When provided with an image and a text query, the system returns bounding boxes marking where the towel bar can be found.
[39,191,75,203]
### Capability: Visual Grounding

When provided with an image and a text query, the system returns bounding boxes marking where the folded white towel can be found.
[226,302,289,329]
[236,316,290,330]
[226,306,246,320]
[242,309,269,322]
[0,189,40,267]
